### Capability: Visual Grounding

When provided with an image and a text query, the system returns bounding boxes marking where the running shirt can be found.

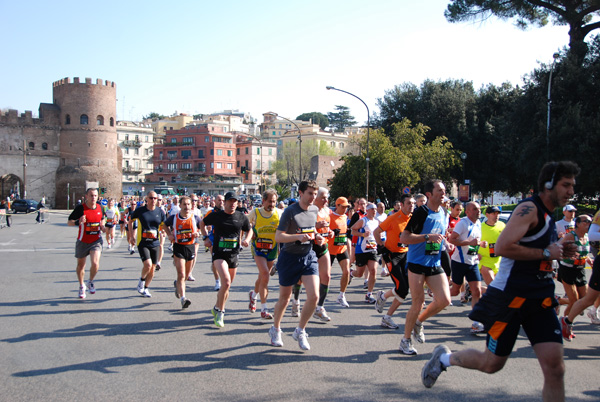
[68,202,104,243]
[104,206,119,227]
[328,211,348,255]
[450,217,482,265]
[277,202,318,255]
[490,194,557,298]
[479,220,506,272]
[555,219,575,238]
[165,213,201,245]
[379,209,411,253]
[349,210,366,244]
[316,206,331,236]
[405,205,448,267]
[355,216,380,254]
[203,210,250,253]
[561,231,589,268]
[130,206,166,248]
[375,212,387,241]
[250,207,280,253]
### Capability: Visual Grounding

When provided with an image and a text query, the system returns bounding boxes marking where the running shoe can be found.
[78,285,86,299]
[155,263,161,272]
[380,267,390,277]
[559,316,573,341]
[422,344,450,388]
[141,288,152,298]
[174,280,180,298]
[399,338,417,355]
[348,270,355,285]
[87,280,96,294]
[292,328,310,351]
[130,248,135,255]
[381,316,399,329]
[375,290,386,313]
[261,310,273,319]
[427,287,434,298]
[107,243,112,249]
[313,307,331,322]
[363,279,369,289]
[214,280,221,291]
[413,321,425,343]
[212,308,224,328]
[337,294,350,308]
[587,309,600,325]
[181,298,191,309]
[269,325,283,347]
[269,266,277,276]
[365,294,376,304]
[249,290,257,313]
[137,279,145,294]
[465,283,472,302]
[187,275,196,281]
[460,293,468,304]
[471,321,485,334]
[291,300,301,317]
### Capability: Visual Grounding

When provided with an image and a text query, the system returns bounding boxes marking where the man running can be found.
[204,194,224,291]
[129,191,167,298]
[313,187,333,322]
[200,192,251,328]
[351,203,381,303]
[103,198,119,249]
[67,188,106,299]
[479,206,505,288]
[422,161,580,402]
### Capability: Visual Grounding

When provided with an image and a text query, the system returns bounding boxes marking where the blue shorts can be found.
[276,249,318,287]
[451,260,482,284]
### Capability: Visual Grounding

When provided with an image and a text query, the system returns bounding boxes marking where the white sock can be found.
[415,319,422,327]
[261,303,267,311]
[440,353,452,368]
[215,279,220,285]
[339,292,345,297]
[383,314,391,319]
[251,291,258,300]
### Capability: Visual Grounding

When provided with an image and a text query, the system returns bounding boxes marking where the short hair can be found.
[575,214,592,227]
[86,188,98,194]
[423,179,443,195]
[262,188,278,201]
[298,180,318,193]
[537,161,580,192]
[414,193,427,202]
[399,193,413,204]
[450,200,462,209]
[179,195,191,205]
[317,187,329,197]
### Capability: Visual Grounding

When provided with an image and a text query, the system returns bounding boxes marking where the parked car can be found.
[11,199,39,214]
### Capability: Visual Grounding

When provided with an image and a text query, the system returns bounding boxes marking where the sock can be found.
[251,291,258,300]
[416,319,422,326]
[564,317,573,325]
[261,303,267,311]
[181,296,185,302]
[293,284,302,300]
[216,279,221,285]
[318,284,329,307]
[440,353,452,368]
[383,314,391,319]
[339,291,345,297]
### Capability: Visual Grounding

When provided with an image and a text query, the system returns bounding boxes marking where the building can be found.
[116,121,155,195]
[0,77,121,208]
[235,133,277,195]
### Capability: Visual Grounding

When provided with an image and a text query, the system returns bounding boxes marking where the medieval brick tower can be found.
[53,77,122,208]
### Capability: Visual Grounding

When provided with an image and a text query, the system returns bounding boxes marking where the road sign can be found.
[100,199,108,206]
[403,186,411,194]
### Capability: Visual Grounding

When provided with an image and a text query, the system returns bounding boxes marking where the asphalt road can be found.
[0,211,599,401]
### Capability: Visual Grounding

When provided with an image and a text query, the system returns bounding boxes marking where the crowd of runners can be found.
[66,160,598,402]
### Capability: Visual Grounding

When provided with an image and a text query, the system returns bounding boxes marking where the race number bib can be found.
[425,241,440,255]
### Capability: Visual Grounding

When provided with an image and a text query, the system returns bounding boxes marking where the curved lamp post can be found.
[265,112,302,181]
[547,52,560,159]
[326,86,370,199]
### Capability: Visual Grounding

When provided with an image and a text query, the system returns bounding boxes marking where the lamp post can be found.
[326,86,370,199]
[265,112,302,182]
[546,52,560,159]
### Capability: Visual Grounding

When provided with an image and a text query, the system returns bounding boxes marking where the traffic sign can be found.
[101,199,108,206]
[403,186,411,194]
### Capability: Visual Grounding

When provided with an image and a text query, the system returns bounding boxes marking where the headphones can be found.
[544,163,558,190]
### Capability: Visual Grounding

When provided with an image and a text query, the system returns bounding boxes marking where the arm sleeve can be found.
[588,224,600,242]
[164,214,175,229]
[68,205,84,221]
[405,206,426,235]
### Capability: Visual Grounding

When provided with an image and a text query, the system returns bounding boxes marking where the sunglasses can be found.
[148,197,157,200]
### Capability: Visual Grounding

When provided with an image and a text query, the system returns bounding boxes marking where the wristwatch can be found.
[542,248,551,261]
[424,234,430,242]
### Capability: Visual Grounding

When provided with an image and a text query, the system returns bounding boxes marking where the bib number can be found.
[425,241,440,255]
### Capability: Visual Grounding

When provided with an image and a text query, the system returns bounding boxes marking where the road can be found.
[0,210,598,401]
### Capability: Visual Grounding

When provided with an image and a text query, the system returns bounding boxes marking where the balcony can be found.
[122,140,142,147]
[123,166,142,174]
[164,141,195,147]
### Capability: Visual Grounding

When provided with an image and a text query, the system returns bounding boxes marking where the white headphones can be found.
[544,163,558,190]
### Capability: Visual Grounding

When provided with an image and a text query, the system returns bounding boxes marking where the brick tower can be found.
[53,77,122,208]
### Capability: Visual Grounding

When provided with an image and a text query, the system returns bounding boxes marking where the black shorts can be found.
[173,243,196,262]
[407,262,445,277]
[312,242,329,259]
[386,252,409,299]
[440,250,451,276]
[212,251,239,268]
[558,263,587,287]
[356,251,377,267]
[330,250,349,265]
[138,244,159,264]
[469,287,562,357]
[589,256,600,292]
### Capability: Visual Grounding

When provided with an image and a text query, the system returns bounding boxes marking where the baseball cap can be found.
[336,197,349,207]
[366,203,376,211]
[224,191,238,201]
[485,206,501,214]
[563,204,576,212]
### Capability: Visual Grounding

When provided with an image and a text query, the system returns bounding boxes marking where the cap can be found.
[336,197,350,207]
[485,206,501,214]
[366,203,376,211]
[563,204,576,212]
[224,191,238,201]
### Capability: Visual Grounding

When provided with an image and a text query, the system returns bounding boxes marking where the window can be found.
[236,160,240,167]
[227,150,232,157]
[210,162,214,169]
[159,151,163,160]
[65,114,71,125]
[145,136,149,142]
[272,131,276,136]
[217,149,223,156]
[80,114,88,125]
[97,115,104,125]
[237,148,240,155]
[198,149,204,158]
[42,142,48,150]
[216,162,222,169]
[245,160,249,167]
[181,150,191,159]
[168,163,177,171]
[182,163,192,170]
[125,147,129,155]
[279,124,282,128]
[125,134,129,141]
[269,161,273,169]
[205,136,210,142]
[28,142,35,150]
[183,137,194,144]
[135,135,139,141]
[134,148,139,155]
[198,163,205,171]
[210,149,214,156]
[110,117,114,126]
[256,147,260,155]
[268,148,272,156]
[227,163,233,170]
[245,147,249,155]
[331,141,335,148]
[171,138,177,143]
[167,151,177,159]
[145,148,149,156]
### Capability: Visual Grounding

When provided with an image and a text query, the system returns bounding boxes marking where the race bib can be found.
[298,227,315,244]
[142,229,158,239]
[85,222,100,235]
[467,244,480,256]
[365,239,377,250]
[334,234,347,246]
[425,241,440,255]
[218,237,238,250]
[489,243,496,257]
[256,237,274,251]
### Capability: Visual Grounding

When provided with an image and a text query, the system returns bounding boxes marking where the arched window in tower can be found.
[80,114,89,125]
[42,143,48,150]
[110,117,114,127]
[65,114,71,125]
[28,142,35,150]
[97,115,104,126]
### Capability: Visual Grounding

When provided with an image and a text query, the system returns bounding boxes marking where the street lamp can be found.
[265,112,302,182]
[547,52,560,159]
[326,86,370,199]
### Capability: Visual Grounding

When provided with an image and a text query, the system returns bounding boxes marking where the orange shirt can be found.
[328,211,348,255]
[379,209,411,253]
[316,206,331,234]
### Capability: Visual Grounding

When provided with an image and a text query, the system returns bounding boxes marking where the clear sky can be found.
[0,0,574,125]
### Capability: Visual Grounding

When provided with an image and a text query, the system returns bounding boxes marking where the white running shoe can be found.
[375,290,386,313]
[137,279,145,294]
[399,338,417,355]
[291,300,301,317]
[141,288,152,298]
[363,279,369,289]
[214,280,221,291]
[471,321,485,334]
[413,322,425,343]
[269,325,283,347]
[87,280,96,295]
[337,294,349,308]
[292,328,310,351]
[313,307,331,322]
[587,309,600,325]
[78,285,86,299]
[381,316,399,329]
[181,298,191,309]
[187,275,196,281]
[422,344,450,388]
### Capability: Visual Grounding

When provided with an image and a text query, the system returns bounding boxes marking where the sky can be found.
[0,0,577,125]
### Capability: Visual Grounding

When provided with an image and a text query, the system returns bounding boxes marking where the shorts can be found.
[212,251,239,268]
[469,286,562,357]
[276,249,318,287]
[75,239,102,259]
[173,243,196,261]
[105,222,115,228]
[312,242,329,259]
[440,250,451,277]
[451,260,482,284]
[330,250,349,265]
[558,263,587,287]
[386,252,409,299]
[252,244,278,261]
[138,244,159,264]
[407,262,444,277]
[588,256,600,292]
[356,251,377,267]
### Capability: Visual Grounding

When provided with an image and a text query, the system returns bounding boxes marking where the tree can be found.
[327,105,357,132]
[142,112,166,121]
[445,0,600,62]
[296,112,329,130]
[272,139,336,185]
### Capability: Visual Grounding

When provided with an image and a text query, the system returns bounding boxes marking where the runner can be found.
[163,195,202,309]
[204,195,224,291]
[478,206,505,289]
[103,198,120,249]
[268,180,325,351]
[556,204,576,238]
[200,192,251,328]
[67,188,106,299]
[329,197,351,308]
[313,187,333,322]
[186,195,203,281]
[351,203,380,304]
[248,189,280,320]
[422,161,580,402]
[129,191,167,298]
